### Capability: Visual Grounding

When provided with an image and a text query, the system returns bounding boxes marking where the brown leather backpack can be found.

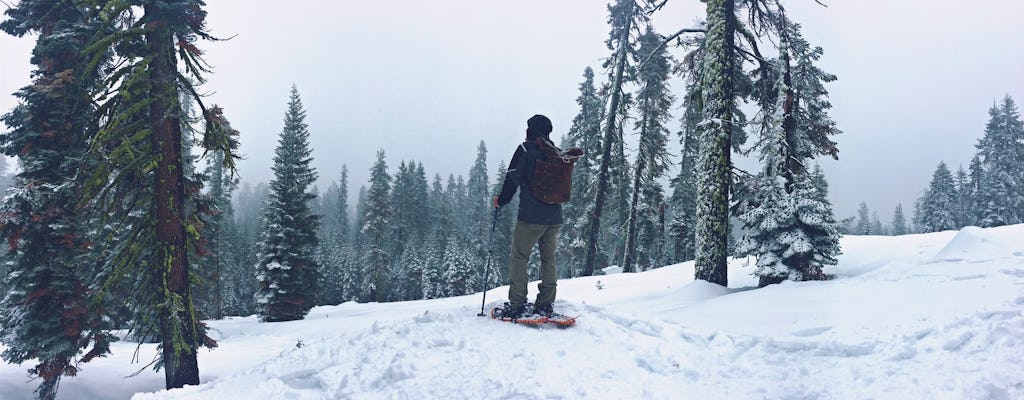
[529,138,584,204]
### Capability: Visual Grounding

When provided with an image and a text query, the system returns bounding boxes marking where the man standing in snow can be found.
[494,115,563,319]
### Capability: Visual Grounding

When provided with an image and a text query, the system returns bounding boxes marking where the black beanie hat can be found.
[526,114,553,139]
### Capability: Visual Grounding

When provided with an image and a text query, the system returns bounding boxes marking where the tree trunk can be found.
[145,6,200,388]
[622,99,651,273]
[693,0,736,286]
[583,3,634,276]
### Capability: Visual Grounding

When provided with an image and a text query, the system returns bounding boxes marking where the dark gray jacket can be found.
[497,138,563,225]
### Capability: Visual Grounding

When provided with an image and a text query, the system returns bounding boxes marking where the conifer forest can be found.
[0,1,1021,399]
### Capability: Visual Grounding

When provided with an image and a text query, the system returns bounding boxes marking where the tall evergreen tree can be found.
[667,80,703,264]
[442,238,478,296]
[870,212,884,236]
[953,166,971,228]
[467,142,491,260]
[254,86,320,322]
[0,3,114,398]
[735,15,842,286]
[389,161,415,259]
[80,0,238,388]
[891,204,908,236]
[915,162,958,233]
[622,26,675,273]
[337,166,351,243]
[489,161,516,285]
[201,138,240,320]
[855,202,871,235]
[319,166,351,305]
[361,150,392,303]
[560,68,603,276]
[974,96,1024,227]
[692,0,740,286]
[583,0,642,277]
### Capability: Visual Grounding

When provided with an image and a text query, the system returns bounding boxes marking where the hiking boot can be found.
[534,303,553,317]
[499,302,526,319]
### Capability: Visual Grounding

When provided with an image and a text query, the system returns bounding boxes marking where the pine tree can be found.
[421,234,447,299]
[974,96,1024,227]
[442,238,479,296]
[891,204,908,235]
[201,140,240,320]
[491,162,516,284]
[0,3,114,397]
[361,150,392,303]
[560,67,604,277]
[915,162,958,233]
[319,166,351,305]
[855,202,871,235]
[410,163,431,241]
[735,15,842,286]
[582,0,642,277]
[870,212,884,236]
[255,86,320,322]
[467,142,491,262]
[337,166,351,243]
[80,0,237,388]
[693,0,739,286]
[953,166,971,228]
[967,155,984,226]
[667,80,702,264]
[622,26,675,273]
[389,161,415,258]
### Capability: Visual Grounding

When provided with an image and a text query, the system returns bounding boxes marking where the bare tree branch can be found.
[638,27,706,71]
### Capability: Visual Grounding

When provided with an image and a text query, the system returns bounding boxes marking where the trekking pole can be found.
[477,207,501,317]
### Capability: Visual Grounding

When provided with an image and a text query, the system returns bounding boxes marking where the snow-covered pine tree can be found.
[319,166,351,305]
[337,166,352,243]
[953,166,971,228]
[202,137,240,320]
[855,202,871,235]
[410,163,431,242]
[228,182,265,315]
[667,79,703,264]
[354,185,368,246]
[360,150,392,303]
[915,162,958,233]
[692,0,741,286]
[421,233,447,299]
[736,15,842,286]
[389,161,415,260]
[582,0,642,277]
[967,155,984,227]
[974,96,1024,227]
[559,67,603,277]
[80,0,238,388]
[442,237,479,296]
[870,212,884,236]
[467,142,491,267]
[490,161,516,284]
[892,204,908,235]
[622,26,675,273]
[0,3,115,397]
[255,86,320,322]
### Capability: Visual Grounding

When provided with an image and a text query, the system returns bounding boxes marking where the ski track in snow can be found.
[1,225,1023,399]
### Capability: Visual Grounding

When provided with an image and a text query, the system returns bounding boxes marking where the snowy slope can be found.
[2,225,1023,400]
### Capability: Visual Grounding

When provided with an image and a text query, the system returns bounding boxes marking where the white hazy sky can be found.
[1,0,1022,222]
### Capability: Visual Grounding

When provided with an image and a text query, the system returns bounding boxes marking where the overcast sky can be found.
[1,0,1022,222]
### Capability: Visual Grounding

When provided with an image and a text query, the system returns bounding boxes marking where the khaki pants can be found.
[508,222,561,307]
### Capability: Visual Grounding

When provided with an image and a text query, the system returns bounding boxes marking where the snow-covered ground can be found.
[2,225,1023,399]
